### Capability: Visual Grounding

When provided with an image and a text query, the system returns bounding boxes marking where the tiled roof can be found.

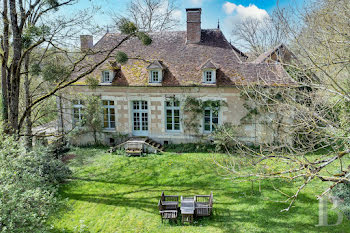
[75,30,294,87]
[253,43,292,64]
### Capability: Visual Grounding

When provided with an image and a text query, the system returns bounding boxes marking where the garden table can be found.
[181,196,195,223]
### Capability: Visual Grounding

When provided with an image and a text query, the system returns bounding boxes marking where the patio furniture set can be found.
[158,191,213,223]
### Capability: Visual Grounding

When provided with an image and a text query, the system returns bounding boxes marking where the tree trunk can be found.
[8,0,22,135]
[24,55,32,149]
[1,0,9,127]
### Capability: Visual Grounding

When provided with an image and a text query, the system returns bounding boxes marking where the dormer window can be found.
[201,60,217,84]
[147,60,164,84]
[102,70,113,83]
[150,70,161,83]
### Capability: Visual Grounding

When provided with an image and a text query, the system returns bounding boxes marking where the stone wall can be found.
[59,85,280,145]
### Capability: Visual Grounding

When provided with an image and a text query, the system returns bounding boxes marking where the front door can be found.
[132,101,149,136]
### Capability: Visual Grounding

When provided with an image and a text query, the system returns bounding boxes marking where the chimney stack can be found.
[80,35,93,52]
[186,8,202,44]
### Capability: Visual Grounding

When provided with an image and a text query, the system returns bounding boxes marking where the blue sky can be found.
[66,0,304,43]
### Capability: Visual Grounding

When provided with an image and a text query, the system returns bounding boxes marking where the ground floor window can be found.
[103,100,115,129]
[72,100,84,126]
[133,100,148,131]
[166,100,180,131]
[204,108,218,132]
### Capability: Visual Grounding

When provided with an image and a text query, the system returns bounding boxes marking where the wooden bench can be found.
[158,193,179,223]
[126,141,143,156]
[195,192,213,217]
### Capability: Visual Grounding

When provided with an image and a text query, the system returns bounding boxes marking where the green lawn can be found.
[50,148,350,232]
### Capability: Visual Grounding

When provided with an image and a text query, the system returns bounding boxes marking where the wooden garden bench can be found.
[195,192,213,217]
[158,196,178,223]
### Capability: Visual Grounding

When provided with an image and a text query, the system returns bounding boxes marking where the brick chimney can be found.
[186,8,202,44]
[80,35,93,52]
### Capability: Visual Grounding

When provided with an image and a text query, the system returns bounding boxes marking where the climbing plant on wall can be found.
[182,96,227,135]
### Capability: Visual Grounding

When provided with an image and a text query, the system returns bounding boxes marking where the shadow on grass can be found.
[52,150,350,233]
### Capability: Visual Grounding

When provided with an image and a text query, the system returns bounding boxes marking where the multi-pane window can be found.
[103,100,115,129]
[203,70,216,83]
[150,70,160,83]
[166,100,180,131]
[133,101,148,131]
[102,70,112,83]
[204,108,218,132]
[72,100,84,126]
[205,71,212,82]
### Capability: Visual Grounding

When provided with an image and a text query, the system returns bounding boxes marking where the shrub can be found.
[332,182,350,219]
[0,134,71,232]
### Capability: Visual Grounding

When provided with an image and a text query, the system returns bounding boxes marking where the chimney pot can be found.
[80,35,93,52]
[186,8,202,44]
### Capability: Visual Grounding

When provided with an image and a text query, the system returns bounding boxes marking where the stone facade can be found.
[59,86,283,146]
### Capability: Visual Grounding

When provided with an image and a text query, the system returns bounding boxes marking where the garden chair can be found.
[158,199,178,223]
[195,192,213,217]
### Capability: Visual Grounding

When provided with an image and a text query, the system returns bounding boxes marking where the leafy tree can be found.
[0,0,151,148]
[0,132,71,232]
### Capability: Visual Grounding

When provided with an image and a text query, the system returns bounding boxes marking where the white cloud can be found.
[223,2,268,21]
[223,2,237,15]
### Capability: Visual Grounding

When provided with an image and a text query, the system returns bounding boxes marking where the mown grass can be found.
[49,147,350,232]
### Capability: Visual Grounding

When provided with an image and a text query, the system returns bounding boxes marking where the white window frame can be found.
[203,108,219,133]
[102,70,113,83]
[72,100,84,126]
[165,100,181,132]
[202,69,216,84]
[103,100,115,129]
[149,69,162,83]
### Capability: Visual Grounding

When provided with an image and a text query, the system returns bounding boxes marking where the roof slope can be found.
[253,43,295,64]
[76,30,293,87]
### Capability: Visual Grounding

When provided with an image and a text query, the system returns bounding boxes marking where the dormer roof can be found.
[200,60,217,70]
[147,60,164,70]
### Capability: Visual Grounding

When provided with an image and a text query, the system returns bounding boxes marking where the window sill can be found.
[103,128,116,132]
[202,82,216,86]
[165,130,182,134]
[100,82,112,85]
[148,82,162,86]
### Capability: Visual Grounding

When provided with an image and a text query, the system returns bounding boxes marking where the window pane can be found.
[133,101,139,110]
[174,110,180,117]
[204,124,210,131]
[167,124,172,130]
[204,117,210,123]
[111,121,115,128]
[174,101,179,107]
[103,100,108,106]
[174,117,180,124]
[212,117,218,124]
[174,123,180,130]
[110,101,114,106]
[204,110,211,117]
[166,101,171,107]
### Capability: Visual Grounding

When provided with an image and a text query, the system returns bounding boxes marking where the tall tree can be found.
[112,0,180,32]
[218,0,350,211]
[231,9,291,58]
[0,0,151,144]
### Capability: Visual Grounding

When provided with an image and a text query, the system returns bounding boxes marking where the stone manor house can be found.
[59,8,293,146]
